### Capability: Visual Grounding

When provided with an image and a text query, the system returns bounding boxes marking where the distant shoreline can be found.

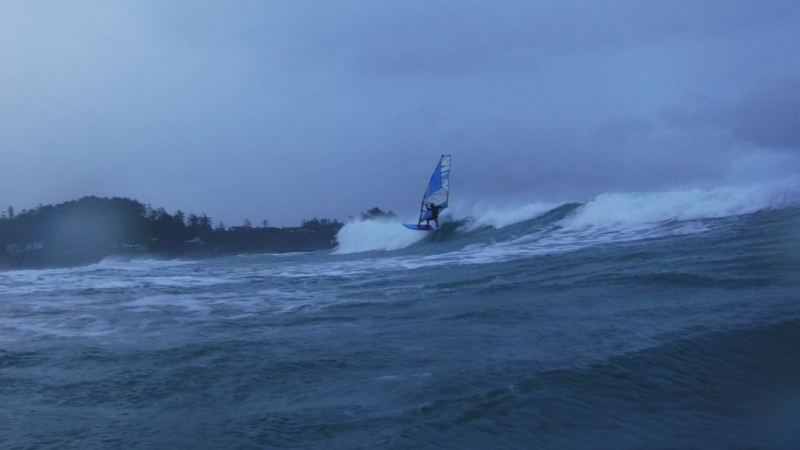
[0,196,345,271]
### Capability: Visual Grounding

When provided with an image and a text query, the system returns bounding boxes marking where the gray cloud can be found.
[732,76,800,150]
[660,75,800,152]
[1,1,799,225]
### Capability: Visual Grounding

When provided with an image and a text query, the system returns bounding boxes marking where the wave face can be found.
[1,180,800,449]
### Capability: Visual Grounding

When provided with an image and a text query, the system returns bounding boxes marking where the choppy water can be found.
[2,182,800,449]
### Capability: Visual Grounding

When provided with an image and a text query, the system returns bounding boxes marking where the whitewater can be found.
[2,179,800,449]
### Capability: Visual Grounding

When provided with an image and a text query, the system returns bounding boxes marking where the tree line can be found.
[0,196,343,268]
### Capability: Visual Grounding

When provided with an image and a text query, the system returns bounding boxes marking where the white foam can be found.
[149,276,231,287]
[94,257,196,271]
[122,294,213,314]
[334,217,426,254]
[461,201,559,229]
[564,175,800,230]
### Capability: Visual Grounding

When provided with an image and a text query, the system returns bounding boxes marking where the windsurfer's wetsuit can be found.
[425,203,440,228]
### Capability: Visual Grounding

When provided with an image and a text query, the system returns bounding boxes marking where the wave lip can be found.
[564,175,800,230]
[461,201,560,230]
[334,218,426,254]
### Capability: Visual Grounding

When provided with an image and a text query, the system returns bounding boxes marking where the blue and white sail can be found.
[418,154,451,219]
[403,154,452,230]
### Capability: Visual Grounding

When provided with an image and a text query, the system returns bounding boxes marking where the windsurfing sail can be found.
[406,155,450,230]
[420,154,451,214]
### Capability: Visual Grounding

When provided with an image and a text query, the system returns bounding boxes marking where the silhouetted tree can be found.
[361,207,395,220]
[198,214,213,233]
[187,213,200,231]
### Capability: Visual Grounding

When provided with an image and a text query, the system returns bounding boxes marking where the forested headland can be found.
[0,196,344,269]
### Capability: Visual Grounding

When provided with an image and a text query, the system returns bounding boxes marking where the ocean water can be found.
[2,181,800,449]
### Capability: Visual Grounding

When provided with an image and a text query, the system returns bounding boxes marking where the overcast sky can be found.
[2,0,799,225]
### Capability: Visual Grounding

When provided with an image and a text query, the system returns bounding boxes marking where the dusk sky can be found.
[2,1,799,225]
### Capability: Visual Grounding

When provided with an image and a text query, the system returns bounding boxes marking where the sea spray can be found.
[563,175,800,230]
[334,217,426,254]
[455,201,560,230]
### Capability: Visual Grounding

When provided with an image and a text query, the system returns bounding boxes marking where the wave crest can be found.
[334,218,426,254]
[565,175,800,230]
[334,176,800,256]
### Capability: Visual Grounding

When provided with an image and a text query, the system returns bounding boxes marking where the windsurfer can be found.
[424,203,440,228]
[403,154,450,231]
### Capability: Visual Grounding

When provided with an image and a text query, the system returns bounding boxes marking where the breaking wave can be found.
[563,175,800,230]
[334,176,800,255]
[333,217,426,254]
